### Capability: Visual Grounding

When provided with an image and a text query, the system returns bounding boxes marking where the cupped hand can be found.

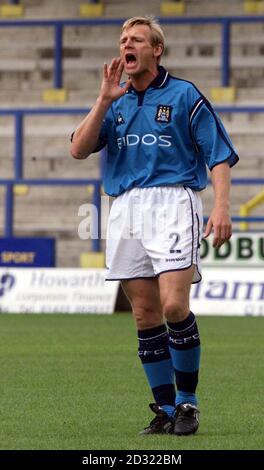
[100,58,132,103]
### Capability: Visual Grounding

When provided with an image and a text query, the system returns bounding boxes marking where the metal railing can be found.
[0,178,102,251]
[1,105,264,179]
[1,106,264,248]
[0,107,91,179]
[0,107,103,251]
[0,15,264,88]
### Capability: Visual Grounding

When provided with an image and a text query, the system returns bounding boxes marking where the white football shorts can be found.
[105,186,203,283]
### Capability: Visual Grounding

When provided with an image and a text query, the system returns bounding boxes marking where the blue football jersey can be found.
[94,66,238,197]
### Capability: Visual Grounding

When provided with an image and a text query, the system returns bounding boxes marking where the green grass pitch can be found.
[0,313,263,450]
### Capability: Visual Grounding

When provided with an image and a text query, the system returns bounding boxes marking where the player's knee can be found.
[163,301,189,322]
[133,306,162,330]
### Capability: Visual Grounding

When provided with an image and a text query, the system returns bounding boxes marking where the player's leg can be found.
[105,190,175,432]
[141,185,202,434]
[121,278,176,434]
[158,268,200,435]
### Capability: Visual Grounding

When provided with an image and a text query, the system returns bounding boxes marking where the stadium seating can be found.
[1,0,256,19]
[0,0,264,265]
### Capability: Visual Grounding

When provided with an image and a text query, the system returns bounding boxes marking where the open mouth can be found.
[125,53,137,65]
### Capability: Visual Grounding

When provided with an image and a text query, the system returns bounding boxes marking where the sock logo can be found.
[138,348,166,357]
[169,333,200,345]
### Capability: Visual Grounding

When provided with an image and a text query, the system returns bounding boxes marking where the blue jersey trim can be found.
[210,153,237,170]
[188,97,204,153]
[190,97,204,123]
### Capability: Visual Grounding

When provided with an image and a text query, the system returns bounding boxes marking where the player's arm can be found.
[204,161,232,248]
[190,92,238,248]
[70,96,111,160]
[70,58,131,159]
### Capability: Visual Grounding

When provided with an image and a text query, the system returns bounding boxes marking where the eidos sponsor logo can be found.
[117,133,172,149]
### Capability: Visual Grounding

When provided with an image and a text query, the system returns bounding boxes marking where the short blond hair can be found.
[121,15,165,63]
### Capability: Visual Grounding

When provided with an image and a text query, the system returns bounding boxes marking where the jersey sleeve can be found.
[91,117,108,153]
[190,97,239,170]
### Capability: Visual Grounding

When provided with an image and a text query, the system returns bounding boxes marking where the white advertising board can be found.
[191,267,264,316]
[201,233,264,266]
[0,268,119,314]
[1,267,263,316]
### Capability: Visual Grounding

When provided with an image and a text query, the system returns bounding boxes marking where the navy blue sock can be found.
[138,324,176,417]
[167,312,200,406]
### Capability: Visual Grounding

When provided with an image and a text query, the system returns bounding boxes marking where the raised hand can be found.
[99,58,132,104]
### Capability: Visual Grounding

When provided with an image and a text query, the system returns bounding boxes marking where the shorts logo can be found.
[116,113,125,125]
[155,105,172,123]
[166,257,186,262]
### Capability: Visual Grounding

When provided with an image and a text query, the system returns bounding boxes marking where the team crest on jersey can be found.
[116,113,125,125]
[155,105,172,123]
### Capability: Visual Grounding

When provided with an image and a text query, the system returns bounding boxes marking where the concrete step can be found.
[104,0,160,17]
